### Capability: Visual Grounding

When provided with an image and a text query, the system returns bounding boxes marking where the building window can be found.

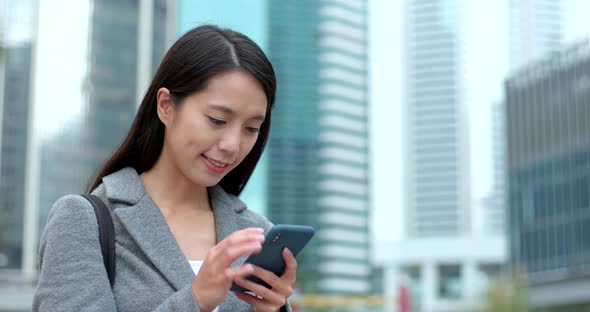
[438,264,462,299]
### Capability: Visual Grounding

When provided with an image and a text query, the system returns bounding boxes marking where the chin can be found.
[181,163,223,187]
[190,177,220,188]
[191,172,224,188]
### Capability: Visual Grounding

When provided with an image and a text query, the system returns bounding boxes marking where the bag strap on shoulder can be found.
[82,194,116,288]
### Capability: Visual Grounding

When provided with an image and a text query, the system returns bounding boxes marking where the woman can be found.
[33,25,294,312]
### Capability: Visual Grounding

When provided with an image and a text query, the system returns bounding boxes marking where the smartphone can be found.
[231,224,315,292]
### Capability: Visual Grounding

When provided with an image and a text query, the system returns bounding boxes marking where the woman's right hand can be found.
[192,227,265,311]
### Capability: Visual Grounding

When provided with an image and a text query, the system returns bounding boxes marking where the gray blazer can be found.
[33,167,291,312]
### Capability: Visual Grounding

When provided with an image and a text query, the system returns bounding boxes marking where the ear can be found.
[156,87,175,126]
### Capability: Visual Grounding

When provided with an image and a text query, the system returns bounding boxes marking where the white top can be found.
[189,261,220,312]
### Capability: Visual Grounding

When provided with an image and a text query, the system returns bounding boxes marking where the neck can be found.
[140,151,210,215]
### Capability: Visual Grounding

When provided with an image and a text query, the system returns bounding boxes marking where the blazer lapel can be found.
[101,168,255,294]
[209,185,249,244]
[114,196,195,291]
[103,168,194,291]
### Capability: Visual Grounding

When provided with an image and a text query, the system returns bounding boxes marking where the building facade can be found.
[267,0,371,295]
[509,0,563,70]
[0,0,175,310]
[379,1,508,311]
[506,39,590,310]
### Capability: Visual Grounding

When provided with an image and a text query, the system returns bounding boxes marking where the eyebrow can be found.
[208,103,266,121]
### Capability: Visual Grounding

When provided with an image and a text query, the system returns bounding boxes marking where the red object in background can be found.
[399,285,410,312]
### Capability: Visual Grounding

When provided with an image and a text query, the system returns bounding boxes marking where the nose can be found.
[218,127,240,156]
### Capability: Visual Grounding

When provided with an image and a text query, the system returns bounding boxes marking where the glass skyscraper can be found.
[487,101,507,235]
[267,0,371,295]
[37,0,171,240]
[404,0,470,238]
[381,2,508,311]
[509,0,563,70]
[0,44,33,272]
[0,1,174,310]
[506,40,590,310]
[0,0,34,274]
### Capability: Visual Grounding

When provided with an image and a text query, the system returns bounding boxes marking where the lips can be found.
[203,155,229,168]
[202,154,231,174]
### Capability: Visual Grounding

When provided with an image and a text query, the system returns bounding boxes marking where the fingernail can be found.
[256,228,264,232]
[246,264,254,272]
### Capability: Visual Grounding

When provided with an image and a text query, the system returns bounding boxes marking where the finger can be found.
[280,248,298,283]
[213,239,263,267]
[216,228,264,252]
[252,265,282,289]
[233,227,265,237]
[248,266,293,299]
[234,277,284,306]
[234,291,261,306]
[225,264,255,280]
[222,228,266,248]
[234,276,274,298]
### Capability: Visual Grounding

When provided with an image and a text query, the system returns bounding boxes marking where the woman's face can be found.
[158,70,267,187]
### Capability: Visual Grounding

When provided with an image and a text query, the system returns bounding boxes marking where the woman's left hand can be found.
[233,248,297,312]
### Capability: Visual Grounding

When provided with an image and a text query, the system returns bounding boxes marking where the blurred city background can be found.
[0,0,589,311]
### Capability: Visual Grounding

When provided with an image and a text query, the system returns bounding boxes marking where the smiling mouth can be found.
[202,155,230,168]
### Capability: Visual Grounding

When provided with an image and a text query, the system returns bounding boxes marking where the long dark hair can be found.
[88,25,276,196]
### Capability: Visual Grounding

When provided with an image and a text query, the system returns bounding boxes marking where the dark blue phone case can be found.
[230,224,315,292]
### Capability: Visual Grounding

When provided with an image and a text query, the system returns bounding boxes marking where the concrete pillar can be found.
[463,260,480,301]
[384,266,399,312]
[422,262,437,312]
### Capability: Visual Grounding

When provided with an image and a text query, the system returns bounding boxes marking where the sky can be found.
[564,0,590,43]
[33,0,90,139]
[177,0,268,49]
[369,0,404,242]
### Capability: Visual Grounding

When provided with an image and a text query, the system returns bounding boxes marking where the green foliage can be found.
[476,279,530,312]
[475,265,531,312]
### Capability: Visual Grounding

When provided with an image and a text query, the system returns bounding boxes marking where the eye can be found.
[207,116,225,125]
[246,127,260,134]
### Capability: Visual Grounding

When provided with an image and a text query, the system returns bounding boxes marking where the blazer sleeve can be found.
[32,195,202,312]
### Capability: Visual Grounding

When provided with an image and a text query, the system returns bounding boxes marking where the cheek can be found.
[166,130,188,162]
[187,132,216,155]
[177,117,211,147]
[238,136,259,160]
[167,122,203,158]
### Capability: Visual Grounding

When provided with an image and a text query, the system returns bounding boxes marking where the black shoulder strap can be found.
[82,194,116,288]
